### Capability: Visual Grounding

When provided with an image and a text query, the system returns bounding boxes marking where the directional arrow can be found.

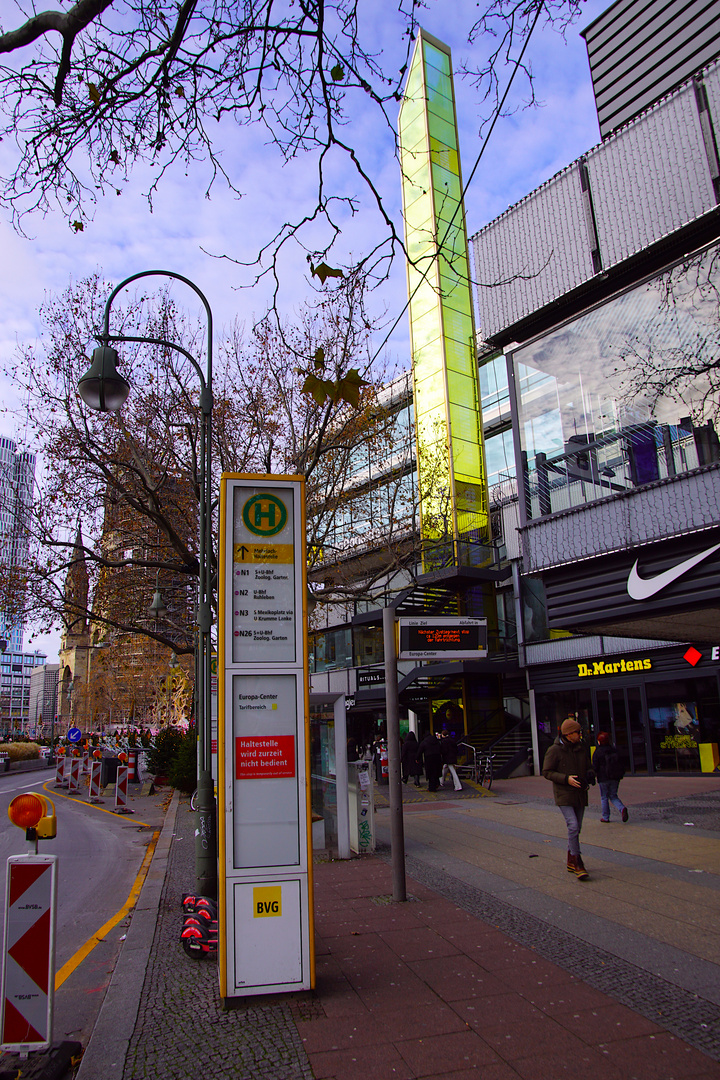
[238,545,249,560]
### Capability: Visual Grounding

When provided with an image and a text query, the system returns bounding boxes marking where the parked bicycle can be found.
[477,752,495,790]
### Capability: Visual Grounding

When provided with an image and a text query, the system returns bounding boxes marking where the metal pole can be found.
[383,606,406,902]
[95,269,217,899]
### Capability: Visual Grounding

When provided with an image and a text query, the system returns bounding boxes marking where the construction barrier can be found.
[127,748,137,783]
[54,756,67,788]
[113,765,133,814]
[67,756,81,793]
[82,752,90,775]
[88,759,103,803]
[1,854,58,1051]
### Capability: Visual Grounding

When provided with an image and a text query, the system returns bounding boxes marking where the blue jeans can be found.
[599,780,625,820]
[559,805,585,855]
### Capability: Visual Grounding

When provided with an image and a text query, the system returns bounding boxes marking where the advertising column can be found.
[218,475,313,999]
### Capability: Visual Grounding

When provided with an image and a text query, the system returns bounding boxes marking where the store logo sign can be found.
[627,541,720,600]
[253,886,282,918]
[577,658,652,677]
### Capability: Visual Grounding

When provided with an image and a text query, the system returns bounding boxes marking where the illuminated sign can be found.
[577,657,652,677]
[398,618,488,661]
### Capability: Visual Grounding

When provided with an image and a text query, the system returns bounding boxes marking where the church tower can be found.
[58,524,92,732]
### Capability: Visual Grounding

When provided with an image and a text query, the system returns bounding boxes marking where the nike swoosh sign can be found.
[627,541,720,601]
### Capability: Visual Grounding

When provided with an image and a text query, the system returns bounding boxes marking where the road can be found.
[0,767,166,1046]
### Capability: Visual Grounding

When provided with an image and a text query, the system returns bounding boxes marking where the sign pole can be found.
[383,606,406,902]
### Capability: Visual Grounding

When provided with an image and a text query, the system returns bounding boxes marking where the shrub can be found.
[146,726,184,776]
[168,726,197,793]
[4,742,41,762]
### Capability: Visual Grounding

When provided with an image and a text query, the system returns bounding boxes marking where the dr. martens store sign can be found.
[577,657,653,677]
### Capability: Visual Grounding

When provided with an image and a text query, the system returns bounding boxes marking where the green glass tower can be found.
[399,30,488,565]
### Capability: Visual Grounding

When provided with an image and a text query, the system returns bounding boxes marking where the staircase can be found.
[458,712,533,780]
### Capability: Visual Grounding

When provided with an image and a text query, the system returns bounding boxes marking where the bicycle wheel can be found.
[190,789,199,811]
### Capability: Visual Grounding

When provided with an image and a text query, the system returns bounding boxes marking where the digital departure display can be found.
[398,618,488,660]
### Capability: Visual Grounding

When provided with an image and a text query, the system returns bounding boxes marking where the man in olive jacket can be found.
[542,718,595,879]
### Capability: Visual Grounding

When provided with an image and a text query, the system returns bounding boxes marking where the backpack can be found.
[605,749,625,780]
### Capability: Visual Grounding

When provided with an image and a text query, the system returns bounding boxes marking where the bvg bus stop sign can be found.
[217,475,313,1000]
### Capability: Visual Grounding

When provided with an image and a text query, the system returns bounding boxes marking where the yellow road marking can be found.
[42,780,151,829]
[54,829,160,990]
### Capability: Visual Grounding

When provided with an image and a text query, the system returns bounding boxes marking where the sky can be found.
[0,0,610,659]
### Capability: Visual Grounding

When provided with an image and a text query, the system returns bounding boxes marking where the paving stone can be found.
[395,846,720,1062]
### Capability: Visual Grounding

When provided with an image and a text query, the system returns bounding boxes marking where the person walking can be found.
[401,731,422,786]
[440,729,463,791]
[592,731,628,823]
[417,731,443,792]
[542,717,595,880]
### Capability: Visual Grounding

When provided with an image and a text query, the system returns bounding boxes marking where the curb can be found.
[75,789,181,1080]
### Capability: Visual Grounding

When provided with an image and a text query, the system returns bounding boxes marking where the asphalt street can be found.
[0,766,167,1051]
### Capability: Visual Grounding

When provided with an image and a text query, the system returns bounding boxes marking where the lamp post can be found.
[77,270,216,899]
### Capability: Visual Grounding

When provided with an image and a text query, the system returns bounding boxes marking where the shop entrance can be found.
[594,685,652,774]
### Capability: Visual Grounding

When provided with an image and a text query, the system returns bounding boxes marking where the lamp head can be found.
[78,345,130,412]
[149,580,168,621]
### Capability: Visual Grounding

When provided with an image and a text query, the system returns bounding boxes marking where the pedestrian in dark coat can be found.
[592,731,628,823]
[401,731,422,786]
[417,732,443,791]
[542,718,595,879]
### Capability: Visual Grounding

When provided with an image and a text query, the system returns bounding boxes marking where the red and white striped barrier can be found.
[113,766,134,814]
[1,854,58,1052]
[127,748,137,783]
[88,760,103,803]
[67,756,81,793]
[54,756,67,788]
[82,752,90,775]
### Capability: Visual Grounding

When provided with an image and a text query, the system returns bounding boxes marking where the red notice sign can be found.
[235,736,295,779]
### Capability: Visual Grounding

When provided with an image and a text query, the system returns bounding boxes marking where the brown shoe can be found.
[571,854,589,881]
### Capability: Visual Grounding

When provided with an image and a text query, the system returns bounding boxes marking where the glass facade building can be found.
[511,243,720,520]
[398,30,488,556]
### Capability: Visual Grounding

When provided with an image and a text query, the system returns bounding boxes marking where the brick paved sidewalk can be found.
[301,855,718,1080]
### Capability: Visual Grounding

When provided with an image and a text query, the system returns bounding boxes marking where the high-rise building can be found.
[0,436,35,652]
[0,436,45,735]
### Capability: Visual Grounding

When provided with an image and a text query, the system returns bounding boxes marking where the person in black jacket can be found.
[592,731,628,823]
[542,718,595,879]
[417,731,443,791]
[401,731,422,786]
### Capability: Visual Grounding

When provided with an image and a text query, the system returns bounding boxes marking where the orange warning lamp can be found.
[93,749,102,760]
[8,792,57,839]
[118,752,128,763]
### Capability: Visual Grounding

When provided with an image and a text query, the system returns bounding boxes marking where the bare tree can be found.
[0,0,583,284]
[7,268,411,652]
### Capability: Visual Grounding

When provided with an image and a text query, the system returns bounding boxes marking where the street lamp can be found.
[77,269,216,899]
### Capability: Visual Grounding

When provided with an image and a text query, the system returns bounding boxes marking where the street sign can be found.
[398,617,488,660]
[218,475,312,1000]
[67,728,82,744]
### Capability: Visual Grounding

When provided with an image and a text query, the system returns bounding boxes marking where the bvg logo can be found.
[242,494,287,537]
[253,885,282,918]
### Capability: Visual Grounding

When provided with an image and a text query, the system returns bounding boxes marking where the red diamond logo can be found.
[684,647,702,667]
